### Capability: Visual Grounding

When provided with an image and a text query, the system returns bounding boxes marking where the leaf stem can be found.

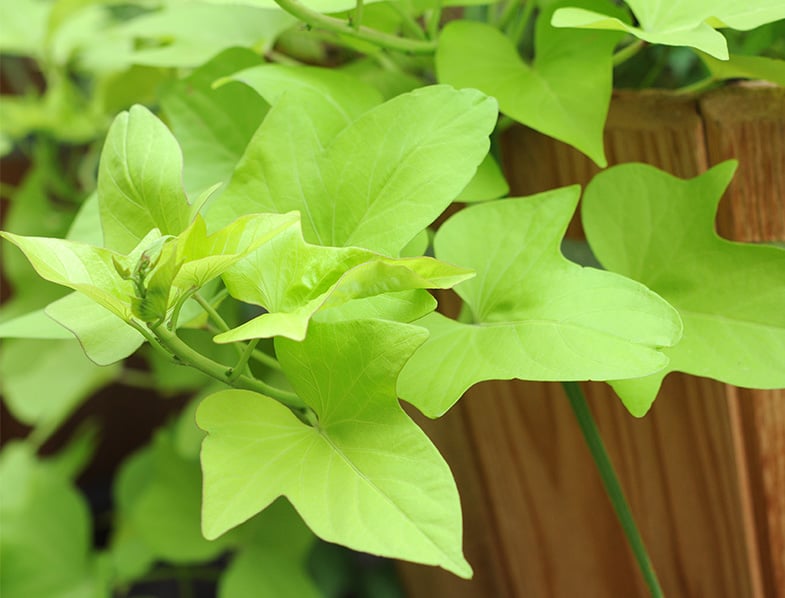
[132,319,313,423]
[496,0,521,31]
[674,76,718,95]
[389,2,428,41]
[508,0,535,47]
[425,0,443,40]
[352,0,364,30]
[227,338,259,383]
[613,39,645,66]
[561,382,664,598]
[251,347,283,371]
[272,0,437,54]
[193,292,231,332]
[150,323,305,410]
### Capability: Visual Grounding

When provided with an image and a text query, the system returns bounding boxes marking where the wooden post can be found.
[398,87,785,597]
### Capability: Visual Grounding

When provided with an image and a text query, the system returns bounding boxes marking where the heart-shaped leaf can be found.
[217,219,473,342]
[397,188,682,417]
[197,319,471,577]
[552,0,785,59]
[437,1,624,167]
[582,161,785,416]
[210,85,497,254]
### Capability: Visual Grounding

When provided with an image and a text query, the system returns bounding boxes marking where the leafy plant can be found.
[1,0,784,596]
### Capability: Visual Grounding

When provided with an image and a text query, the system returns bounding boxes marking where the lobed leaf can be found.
[437,1,624,167]
[217,220,473,342]
[198,319,471,577]
[398,188,682,417]
[582,161,785,415]
[211,84,497,254]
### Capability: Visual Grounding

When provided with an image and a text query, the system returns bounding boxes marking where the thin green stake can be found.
[561,381,665,598]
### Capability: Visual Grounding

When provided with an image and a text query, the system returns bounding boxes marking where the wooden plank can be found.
[701,85,785,598]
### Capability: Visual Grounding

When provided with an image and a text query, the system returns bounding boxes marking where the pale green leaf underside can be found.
[198,320,470,577]
[218,220,472,342]
[0,232,135,320]
[46,293,143,366]
[398,188,682,417]
[98,105,191,253]
[0,308,73,340]
[553,1,785,59]
[582,161,785,416]
[211,85,497,255]
[437,3,622,167]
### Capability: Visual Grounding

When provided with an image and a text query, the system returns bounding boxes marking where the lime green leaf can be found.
[552,1,785,59]
[0,338,119,428]
[206,0,385,12]
[161,48,268,198]
[455,153,509,203]
[314,290,438,325]
[699,52,785,86]
[222,63,384,116]
[219,499,319,598]
[0,0,50,57]
[66,193,103,246]
[437,2,623,167]
[217,220,473,341]
[46,293,144,366]
[207,69,383,231]
[175,212,300,291]
[198,319,471,577]
[0,232,135,319]
[0,308,73,340]
[98,105,191,252]
[398,188,682,417]
[0,444,108,598]
[111,3,295,68]
[582,161,785,416]
[0,165,71,322]
[113,429,232,565]
[212,85,497,254]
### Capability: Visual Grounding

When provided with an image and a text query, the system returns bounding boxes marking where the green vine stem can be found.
[674,76,719,95]
[272,0,437,54]
[561,381,665,598]
[227,338,260,383]
[613,39,645,66]
[132,320,314,424]
[508,0,535,47]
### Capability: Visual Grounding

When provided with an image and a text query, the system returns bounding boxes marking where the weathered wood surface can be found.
[398,87,785,598]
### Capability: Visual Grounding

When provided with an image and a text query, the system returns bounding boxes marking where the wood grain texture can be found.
[700,85,785,598]
[399,88,784,598]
